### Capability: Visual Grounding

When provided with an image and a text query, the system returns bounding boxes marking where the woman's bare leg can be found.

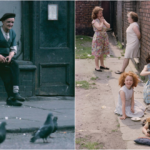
[121,58,130,72]
[95,56,100,70]
[99,54,105,67]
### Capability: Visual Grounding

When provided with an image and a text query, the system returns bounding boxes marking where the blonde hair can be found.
[146,118,150,123]
[91,6,103,19]
[127,11,138,22]
[119,72,139,88]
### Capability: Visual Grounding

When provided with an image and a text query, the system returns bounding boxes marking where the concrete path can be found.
[76,32,150,149]
[107,32,150,149]
[0,96,74,132]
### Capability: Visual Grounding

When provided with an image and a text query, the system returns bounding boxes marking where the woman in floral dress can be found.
[91,6,110,72]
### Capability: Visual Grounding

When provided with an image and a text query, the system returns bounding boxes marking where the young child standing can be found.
[140,54,150,104]
[114,72,146,120]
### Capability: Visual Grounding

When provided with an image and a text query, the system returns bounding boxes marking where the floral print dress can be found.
[92,19,109,57]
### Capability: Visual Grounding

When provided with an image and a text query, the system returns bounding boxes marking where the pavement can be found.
[107,32,150,149]
[76,32,150,149]
[0,130,74,149]
[0,96,74,132]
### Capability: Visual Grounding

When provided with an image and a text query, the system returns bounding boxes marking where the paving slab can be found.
[0,97,74,132]
[107,33,150,149]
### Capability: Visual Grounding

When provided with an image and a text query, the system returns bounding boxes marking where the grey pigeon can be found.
[52,116,58,133]
[0,122,6,144]
[49,116,58,138]
[30,113,54,143]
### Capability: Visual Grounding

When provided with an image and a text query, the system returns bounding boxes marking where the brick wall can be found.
[122,1,136,46]
[76,1,101,36]
[121,1,150,72]
[138,1,150,71]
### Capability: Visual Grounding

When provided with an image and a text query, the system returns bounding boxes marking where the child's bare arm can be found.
[131,92,134,113]
[120,90,127,120]
[142,123,150,137]
[140,65,150,76]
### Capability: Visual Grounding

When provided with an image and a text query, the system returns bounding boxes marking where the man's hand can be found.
[0,55,6,63]
[5,51,15,63]
[5,55,12,63]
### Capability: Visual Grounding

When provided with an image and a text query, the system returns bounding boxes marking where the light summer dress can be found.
[92,19,109,57]
[114,85,146,118]
[125,22,140,58]
[143,63,150,104]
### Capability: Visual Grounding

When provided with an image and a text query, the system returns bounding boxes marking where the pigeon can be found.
[0,122,6,144]
[49,116,58,138]
[30,113,54,143]
[52,116,58,133]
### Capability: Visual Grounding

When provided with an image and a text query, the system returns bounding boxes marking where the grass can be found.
[118,57,121,60]
[76,137,103,149]
[112,129,118,132]
[107,76,109,78]
[80,142,100,149]
[117,42,125,57]
[76,81,90,89]
[76,35,94,59]
[117,41,123,49]
[90,77,98,80]
[91,83,96,85]
[76,80,96,89]
[117,124,120,128]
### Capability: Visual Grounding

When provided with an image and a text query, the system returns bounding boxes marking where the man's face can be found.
[2,18,15,30]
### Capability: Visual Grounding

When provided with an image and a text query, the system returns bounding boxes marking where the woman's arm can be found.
[133,25,141,40]
[140,65,150,76]
[131,91,134,113]
[93,21,103,31]
[103,19,110,29]
[120,90,127,120]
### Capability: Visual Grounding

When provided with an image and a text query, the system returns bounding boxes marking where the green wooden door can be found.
[32,1,74,96]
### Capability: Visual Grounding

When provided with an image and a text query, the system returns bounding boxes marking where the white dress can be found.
[125,22,140,58]
[114,85,146,118]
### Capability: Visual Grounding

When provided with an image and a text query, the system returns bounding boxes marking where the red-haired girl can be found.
[115,72,146,120]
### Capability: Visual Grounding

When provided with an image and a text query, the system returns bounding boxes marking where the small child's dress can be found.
[143,63,150,104]
[114,85,146,118]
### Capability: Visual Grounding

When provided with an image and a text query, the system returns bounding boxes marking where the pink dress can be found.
[92,19,109,57]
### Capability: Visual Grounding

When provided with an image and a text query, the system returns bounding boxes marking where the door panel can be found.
[101,1,110,23]
[33,1,74,96]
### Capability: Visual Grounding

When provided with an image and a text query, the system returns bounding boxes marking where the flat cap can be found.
[0,13,16,21]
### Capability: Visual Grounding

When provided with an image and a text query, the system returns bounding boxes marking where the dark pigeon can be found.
[0,122,6,144]
[30,113,54,143]
[52,116,58,133]
[49,116,58,138]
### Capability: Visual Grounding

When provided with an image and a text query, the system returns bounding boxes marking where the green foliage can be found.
[76,137,103,149]
[90,77,99,80]
[117,41,123,49]
[76,35,94,59]
[76,81,90,89]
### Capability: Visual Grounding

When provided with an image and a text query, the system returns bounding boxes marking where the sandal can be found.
[115,70,123,74]
[100,66,109,70]
[95,68,102,72]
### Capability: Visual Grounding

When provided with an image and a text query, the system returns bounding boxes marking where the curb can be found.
[7,125,75,133]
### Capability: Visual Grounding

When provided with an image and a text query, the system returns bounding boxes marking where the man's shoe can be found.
[6,97,22,106]
[13,93,25,102]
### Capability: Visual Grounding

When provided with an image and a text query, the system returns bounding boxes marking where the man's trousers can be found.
[0,59,19,97]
